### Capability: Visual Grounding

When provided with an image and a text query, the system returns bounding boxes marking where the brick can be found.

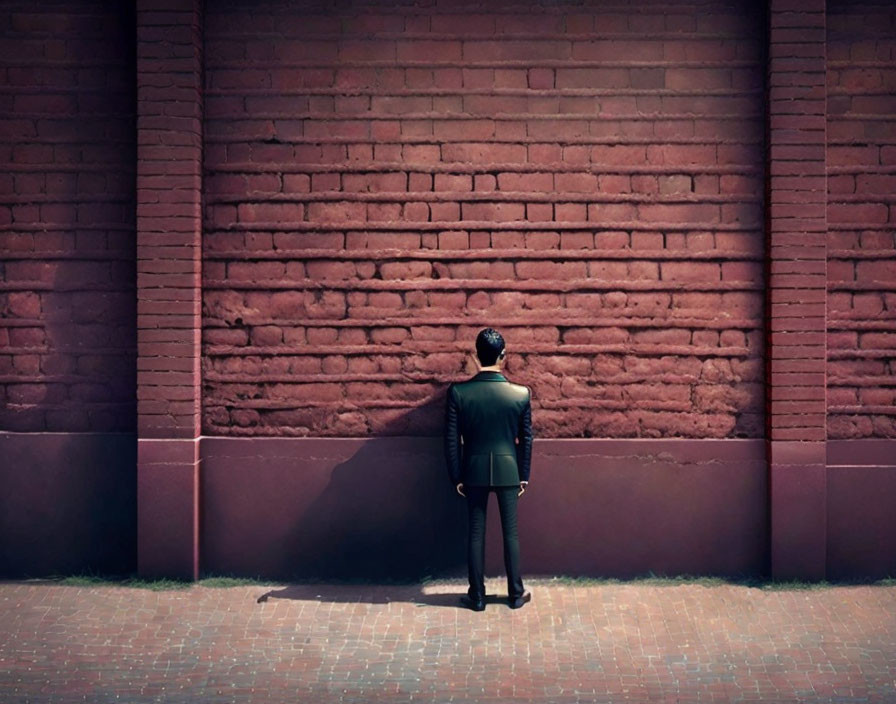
[6,1,861,443]
[461,203,525,221]
[434,174,471,192]
[528,68,554,89]
[442,143,527,163]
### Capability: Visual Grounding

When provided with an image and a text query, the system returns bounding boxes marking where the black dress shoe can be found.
[509,590,532,609]
[460,594,485,611]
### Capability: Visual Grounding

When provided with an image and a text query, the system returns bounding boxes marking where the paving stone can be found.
[0,578,894,702]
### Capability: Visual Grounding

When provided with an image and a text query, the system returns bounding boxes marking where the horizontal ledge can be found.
[202,399,728,412]
[201,278,762,291]
[206,135,764,146]
[203,342,752,357]
[210,162,763,175]
[826,165,896,174]
[826,89,896,98]
[829,376,896,386]
[827,314,896,322]
[828,249,896,260]
[0,347,133,355]
[205,58,764,70]
[202,372,738,385]
[199,430,766,441]
[207,111,765,122]
[827,321,896,331]
[203,30,765,41]
[828,405,896,415]
[205,87,764,98]
[827,60,896,68]
[828,282,896,291]
[1,251,135,261]
[204,248,763,262]
[21,55,760,67]
[826,224,896,232]
[0,223,134,232]
[0,195,132,205]
[0,137,133,147]
[2,401,132,409]
[827,349,896,359]
[195,426,753,445]
[0,283,138,292]
[202,316,760,329]
[827,196,896,205]
[0,374,125,384]
[1,163,134,173]
[826,116,896,124]
[2,86,141,96]
[207,220,758,232]
[207,192,760,204]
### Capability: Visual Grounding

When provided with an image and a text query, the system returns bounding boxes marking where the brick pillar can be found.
[766,0,827,580]
[136,1,203,579]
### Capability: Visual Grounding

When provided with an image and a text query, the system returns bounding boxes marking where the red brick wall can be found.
[4,1,892,442]
[201,0,768,438]
[0,2,136,432]
[826,1,896,439]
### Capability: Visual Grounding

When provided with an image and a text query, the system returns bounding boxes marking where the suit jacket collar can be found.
[472,370,506,382]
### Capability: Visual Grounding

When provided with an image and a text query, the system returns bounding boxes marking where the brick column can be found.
[136,0,203,579]
[766,0,827,580]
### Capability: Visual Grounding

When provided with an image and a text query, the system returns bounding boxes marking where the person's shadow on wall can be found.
[264,395,467,585]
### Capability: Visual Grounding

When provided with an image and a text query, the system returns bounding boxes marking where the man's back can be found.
[445,371,532,487]
[447,327,533,610]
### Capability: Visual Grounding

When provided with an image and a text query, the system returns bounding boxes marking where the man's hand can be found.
[456,482,465,497]
[518,480,528,497]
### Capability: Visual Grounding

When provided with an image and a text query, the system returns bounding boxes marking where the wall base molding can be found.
[4,434,893,581]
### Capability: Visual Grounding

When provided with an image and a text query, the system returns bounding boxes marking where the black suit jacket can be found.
[444,371,533,487]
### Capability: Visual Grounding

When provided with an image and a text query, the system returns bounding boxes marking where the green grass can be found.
[198,576,272,588]
[57,575,192,591]
[26,572,896,591]
[53,573,277,590]
[535,572,896,590]
[539,573,728,588]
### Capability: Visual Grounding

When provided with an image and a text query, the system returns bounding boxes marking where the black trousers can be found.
[465,485,525,600]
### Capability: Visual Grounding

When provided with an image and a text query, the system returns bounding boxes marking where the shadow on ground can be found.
[6,574,894,615]
[254,582,505,609]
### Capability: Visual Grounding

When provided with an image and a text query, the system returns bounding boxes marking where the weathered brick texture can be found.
[826,1,896,439]
[0,2,136,432]
[766,0,827,443]
[137,0,203,439]
[5,1,893,443]
[201,0,768,438]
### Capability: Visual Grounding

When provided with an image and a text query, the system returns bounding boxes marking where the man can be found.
[444,327,533,611]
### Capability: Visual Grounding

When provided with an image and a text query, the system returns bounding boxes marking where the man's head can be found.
[475,327,506,366]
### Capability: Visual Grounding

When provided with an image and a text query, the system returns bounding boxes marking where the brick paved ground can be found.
[0,577,894,703]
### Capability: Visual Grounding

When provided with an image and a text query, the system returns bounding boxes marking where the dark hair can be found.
[475,327,505,366]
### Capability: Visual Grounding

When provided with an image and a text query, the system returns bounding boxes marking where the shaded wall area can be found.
[0,1,137,433]
[0,432,136,577]
[0,2,137,577]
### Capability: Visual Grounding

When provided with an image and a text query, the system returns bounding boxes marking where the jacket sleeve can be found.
[444,384,462,485]
[517,388,533,483]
